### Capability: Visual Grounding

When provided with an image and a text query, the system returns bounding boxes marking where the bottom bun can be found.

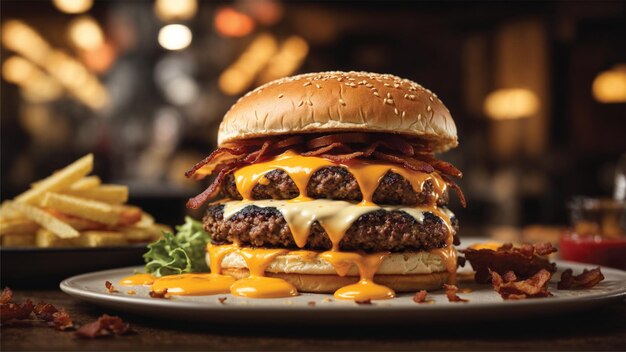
[221,267,449,293]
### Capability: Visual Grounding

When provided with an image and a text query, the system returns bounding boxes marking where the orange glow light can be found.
[214,7,255,37]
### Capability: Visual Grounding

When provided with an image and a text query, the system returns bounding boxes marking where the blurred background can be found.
[1,0,625,240]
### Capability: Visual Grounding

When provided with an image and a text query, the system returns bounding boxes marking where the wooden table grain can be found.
[1,289,625,351]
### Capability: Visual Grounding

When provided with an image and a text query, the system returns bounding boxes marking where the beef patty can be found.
[204,204,458,252]
[221,167,449,206]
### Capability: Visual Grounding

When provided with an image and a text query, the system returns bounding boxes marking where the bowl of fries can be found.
[0,154,170,285]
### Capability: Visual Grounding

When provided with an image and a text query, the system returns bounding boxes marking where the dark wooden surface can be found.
[1,289,625,351]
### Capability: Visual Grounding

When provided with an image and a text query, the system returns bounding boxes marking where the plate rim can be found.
[60,260,626,313]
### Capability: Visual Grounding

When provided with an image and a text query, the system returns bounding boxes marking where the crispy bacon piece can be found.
[319,152,364,162]
[149,290,168,299]
[363,141,381,156]
[463,242,557,284]
[372,152,434,173]
[491,269,553,300]
[379,140,415,156]
[443,284,469,302]
[33,302,73,330]
[412,290,429,303]
[75,314,130,338]
[302,142,349,156]
[441,175,466,207]
[184,147,247,178]
[307,133,370,149]
[271,135,303,150]
[1,300,33,323]
[557,268,604,290]
[186,164,240,209]
[1,287,13,304]
[105,281,118,294]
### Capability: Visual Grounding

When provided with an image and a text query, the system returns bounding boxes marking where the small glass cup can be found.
[559,197,626,270]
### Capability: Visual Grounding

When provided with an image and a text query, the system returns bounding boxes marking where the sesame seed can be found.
[394,108,399,115]
[373,92,380,97]
[337,78,343,82]
[303,82,312,87]
[427,105,432,111]
[316,84,321,89]
[383,98,387,104]
[402,111,406,117]
[339,99,346,106]
[429,96,434,102]
[298,100,304,107]
[394,83,400,88]
[384,83,391,87]
[386,92,392,98]
[278,94,284,98]
[386,99,394,105]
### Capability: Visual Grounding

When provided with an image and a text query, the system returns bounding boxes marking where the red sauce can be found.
[560,232,626,270]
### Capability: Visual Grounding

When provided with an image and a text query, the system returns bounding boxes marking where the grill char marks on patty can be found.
[204,204,457,252]
[221,167,449,206]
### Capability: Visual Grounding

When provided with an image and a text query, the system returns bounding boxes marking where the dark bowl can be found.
[1,245,147,288]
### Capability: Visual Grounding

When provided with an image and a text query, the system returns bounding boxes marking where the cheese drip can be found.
[119,273,156,286]
[320,251,395,300]
[233,150,447,205]
[229,247,299,298]
[222,199,454,250]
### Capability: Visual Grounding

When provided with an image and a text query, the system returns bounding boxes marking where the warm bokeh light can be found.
[592,65,626,103]
[81,42,116,73]
[154,0,197,22]
[2,20,51,64]
[214,7,255,37]
[52,0,93,14]
[68,16,104,51]
[246,0,283,25]
[484,88,540,120]
[218,33,277,95]
[158,24,192,50]
[2,56,36,84]
[258,35,308,84]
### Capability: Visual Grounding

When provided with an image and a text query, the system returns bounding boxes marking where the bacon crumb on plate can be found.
[443,284,469,303]
[149,290,168,299]
[218,297,227,304]
[491,269,553,300]
[105,281,118,294]
[557,268,604,290]
[75,314,130,339]
[412,290,429,303]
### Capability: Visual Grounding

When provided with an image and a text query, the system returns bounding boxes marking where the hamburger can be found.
[186,71,464,300]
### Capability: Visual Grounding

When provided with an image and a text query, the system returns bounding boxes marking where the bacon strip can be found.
[441,175,466,208]
[185,147,246,178]
[380,140,414,156]
[186,164,239,209]
[319,152,364,162]
[302,143,348,156]
[307,133,370,149]
[557,268,604,290]
[372,152,434,173]
[272,135,303,150]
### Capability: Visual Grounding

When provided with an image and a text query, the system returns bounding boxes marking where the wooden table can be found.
[2,289,624,351]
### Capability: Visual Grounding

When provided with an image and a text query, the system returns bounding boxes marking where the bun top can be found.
[218,71,458,152]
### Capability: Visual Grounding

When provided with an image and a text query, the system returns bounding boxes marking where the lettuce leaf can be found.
[143,216,210,276]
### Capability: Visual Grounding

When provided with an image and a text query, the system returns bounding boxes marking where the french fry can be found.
[15,154,93,204]
[69,176,102,190]
[35,229,82,247]
[6,201,79,238]
[0,201,24,220]
[61,185,129,204]
[134,212,155,228]
[119,225,165,243]
[41,193,119,225]
[81,231,127,247]
[0,217,39,236]
[2,233,36,247]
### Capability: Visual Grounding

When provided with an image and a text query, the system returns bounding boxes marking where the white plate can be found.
[60,246,626,325]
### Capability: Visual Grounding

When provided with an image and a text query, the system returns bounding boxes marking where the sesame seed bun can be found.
[218,71,458,153]
[208,251,451,293]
